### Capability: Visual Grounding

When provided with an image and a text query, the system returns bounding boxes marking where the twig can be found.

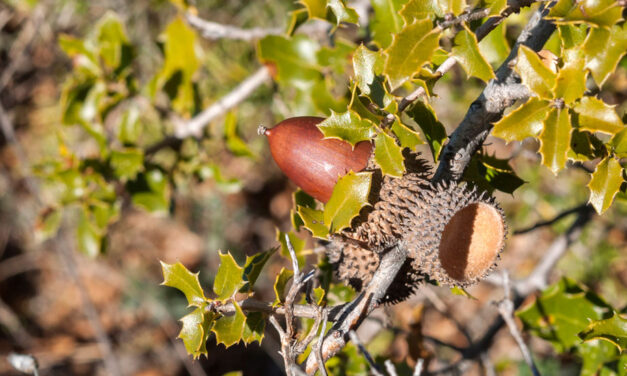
[305,245,407,375]
[385,359,398,376]
[432,3,555,183]
[348,330,384,376]
[7,353,39,376]
[174,66,271,138]
[495,272,541,376]
[0,298,33,348]
[514,204,588,235]
[186,13,282,41]
[212,298,345,320]
[437,8,491,30]
[315,311,329,376]
[412,358,424,376]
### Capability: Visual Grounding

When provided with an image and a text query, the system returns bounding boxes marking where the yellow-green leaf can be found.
[451,25,496,82]
[611,128,627,156]
[559,24,587,50]
[539,108,572,174]
[212,301,246,348]
[515,45,556,99]
[317,110,376,146]
[400,0,443,22]
[273,267,294,306]
[485,0,507,16]
[298,206,329,239]
[439,0,466,16]
[547,0,623,28]
[161,261,207,307]
[213,252,245,301]
[553,49,586,104]
[492,98,550,142]
[242,311,266,345]
[588,156,624,214]
[573,97,623,136]
[579,312,627,352]
[258,35,321,89]
[384,19,441,91]
[407,101,447,160]
[583,24,627,87]
[478,23,510,66]
[110,148,144,181]
[352,45,383,95]
[324,171,372,232]
[178,307,214,359]
[374,132,406,177]
[240,248,276,293]
[391,119,423,150]
[371,0,406,48]
[224,112,254,158]
[326,0,359,26]
[300,0,327,19]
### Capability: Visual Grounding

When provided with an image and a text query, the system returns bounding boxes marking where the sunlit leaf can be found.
[118,106,141,144]
[374,132,405,177]
[463,153,525,194]
[77,207,103,257]
[569,129,607,162]
[485,0,507,16]
[400,0,443,22]
[384,19,441,90]
[317,110,376,146]
[213,252,245,301]
[179,307,214,359]
[258,35,321,90]
[515,45,556,99]
[242,311,266,344]
[324,171,372,232]
[95,11,130,70]
[611,128,627,156]
[574,97,624,135]
[559,24,587,50]
[241,248,276,293]
[291,189,316,230]
[110,148,143,181]
[583,24,627,87]
[352,45,383,95]
[391,119,423,150]
[439,0,466,16]
[298,206,329,239]
[407,101,447,160]
[161,261,207,307]
[451,25,495,82]
[326,0,359,26]
[553,49,586,104]
[300,0,327,19]
[212,301,246,347]
[273,267,294,306]
[547,0,623,28]
[587,156,624,214]
[492,98,550,142]
[478,23,510,66]
[371,0,406,48]
[579,312,627,352]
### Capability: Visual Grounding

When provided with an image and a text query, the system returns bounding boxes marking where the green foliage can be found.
[588,157,624,214]
[451,26,495,82]
[213,252,246,301]
[324,171,372,231]
[161,261,207,307]
[579,312,627,352]
[374,132,406,177]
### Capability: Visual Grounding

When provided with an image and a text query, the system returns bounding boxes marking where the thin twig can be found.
[7,353,40,376]
[514,204,588,235]
[174,66,271,139]
[412,358,425,376]
[495,272,541,376]
[186,13,282,41]
[315,310,329,376]
[212,297,345,320]
[348,330,384,376]
[437,8,491,30]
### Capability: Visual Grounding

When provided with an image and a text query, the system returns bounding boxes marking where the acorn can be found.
[261,116,373,202]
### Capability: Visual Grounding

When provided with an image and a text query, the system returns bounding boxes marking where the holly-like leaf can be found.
[300,0,327,19]
[407,101,447,160]
[583,24,627,87]
[539,108,571,174]
[352,45,382,95]
[110,148,143,181]
[451,25,495,82]
[326,0,359,26]
[317,110,376,146]
[464,153,525,194]
[515,45,556,99]
[485,0,507,16]
[278,231,306,269]
[242,311,266,344]
[212,301,246,347]
[569,129,607,162]
[384,19,441,91]
[371,0,406,48]
[559,24,587,50]
[291,189,316,230]
[258,35,321,89]
[374,132,405,177]
[611,128,627,156]
[161,261,207,307]
[240,248,276,293]
[273,267,294,306]
[547,0,623,28]
[492,98,550,142]
[324,171,372,232]
[213,252,245,301]
[391,119,423,150]
[94,11,130,70]
[298,206,330,239]
[587,156,624,214]
[179,307,214,359]
[553,49,586,104]
[573,97,624,136]
[478,23,510,66]
[400,0,444,22]
[517,278,613,352]
[579,312,627,352]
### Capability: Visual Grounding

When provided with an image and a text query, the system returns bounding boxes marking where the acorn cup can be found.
[263,116,507,303]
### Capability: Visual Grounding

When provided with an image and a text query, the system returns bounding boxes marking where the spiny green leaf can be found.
[553,49,586,104]
[391,118,423,150]
[559,24,587,50]
[242,311,266,345]
[352,45,383,95]
[298,206,330,239]
[212,301,246,348]
[300,0,327,19]
[611,128,627,156]
[400,0,443,22]
[451,25,495,82]
[178,307,214,359]
[439,0,466,16]
[583,24,627,87]
[574,97,624,136]
[326,0,359,26]
[384,19,441,91]
[240,248,276,293]
[485,0,507,16]
[463,153,525,194]
[118,106,141,144]
[539,108,571,175]
[371,0,406,48]
[478,23,510,66]
[374,132,406,177]
[317,39,355,75]
[569,129,607,162]
[407,101,447,160]
[515,45,556,99]
[213,252,245,301]
[588,156,624,214]
[161,261,207,307]
[273,267,294,306]
[579,312,627,352]
[258,35,321,89]
[492,98,550,142]
[291,189,316,230]
[94,11,130,70]
[517,277,613,352]
[324,171,372,232]
[317,110,376,146]
[547,0,623,28]
[110,148,143,181]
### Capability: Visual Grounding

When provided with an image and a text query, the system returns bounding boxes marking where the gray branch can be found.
[186,14,282,41]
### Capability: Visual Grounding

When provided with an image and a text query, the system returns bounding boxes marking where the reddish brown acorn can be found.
[262,116,372,202]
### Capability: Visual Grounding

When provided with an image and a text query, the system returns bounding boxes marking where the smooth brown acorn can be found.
[261,116,372,203]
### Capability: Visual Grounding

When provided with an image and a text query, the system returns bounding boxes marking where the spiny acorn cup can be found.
[263,116,507,303]
[261,116,372,203]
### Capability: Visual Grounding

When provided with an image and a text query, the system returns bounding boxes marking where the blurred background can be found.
[0,0,625,375]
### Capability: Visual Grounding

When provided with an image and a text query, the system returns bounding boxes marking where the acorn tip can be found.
[257,125,269,136]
